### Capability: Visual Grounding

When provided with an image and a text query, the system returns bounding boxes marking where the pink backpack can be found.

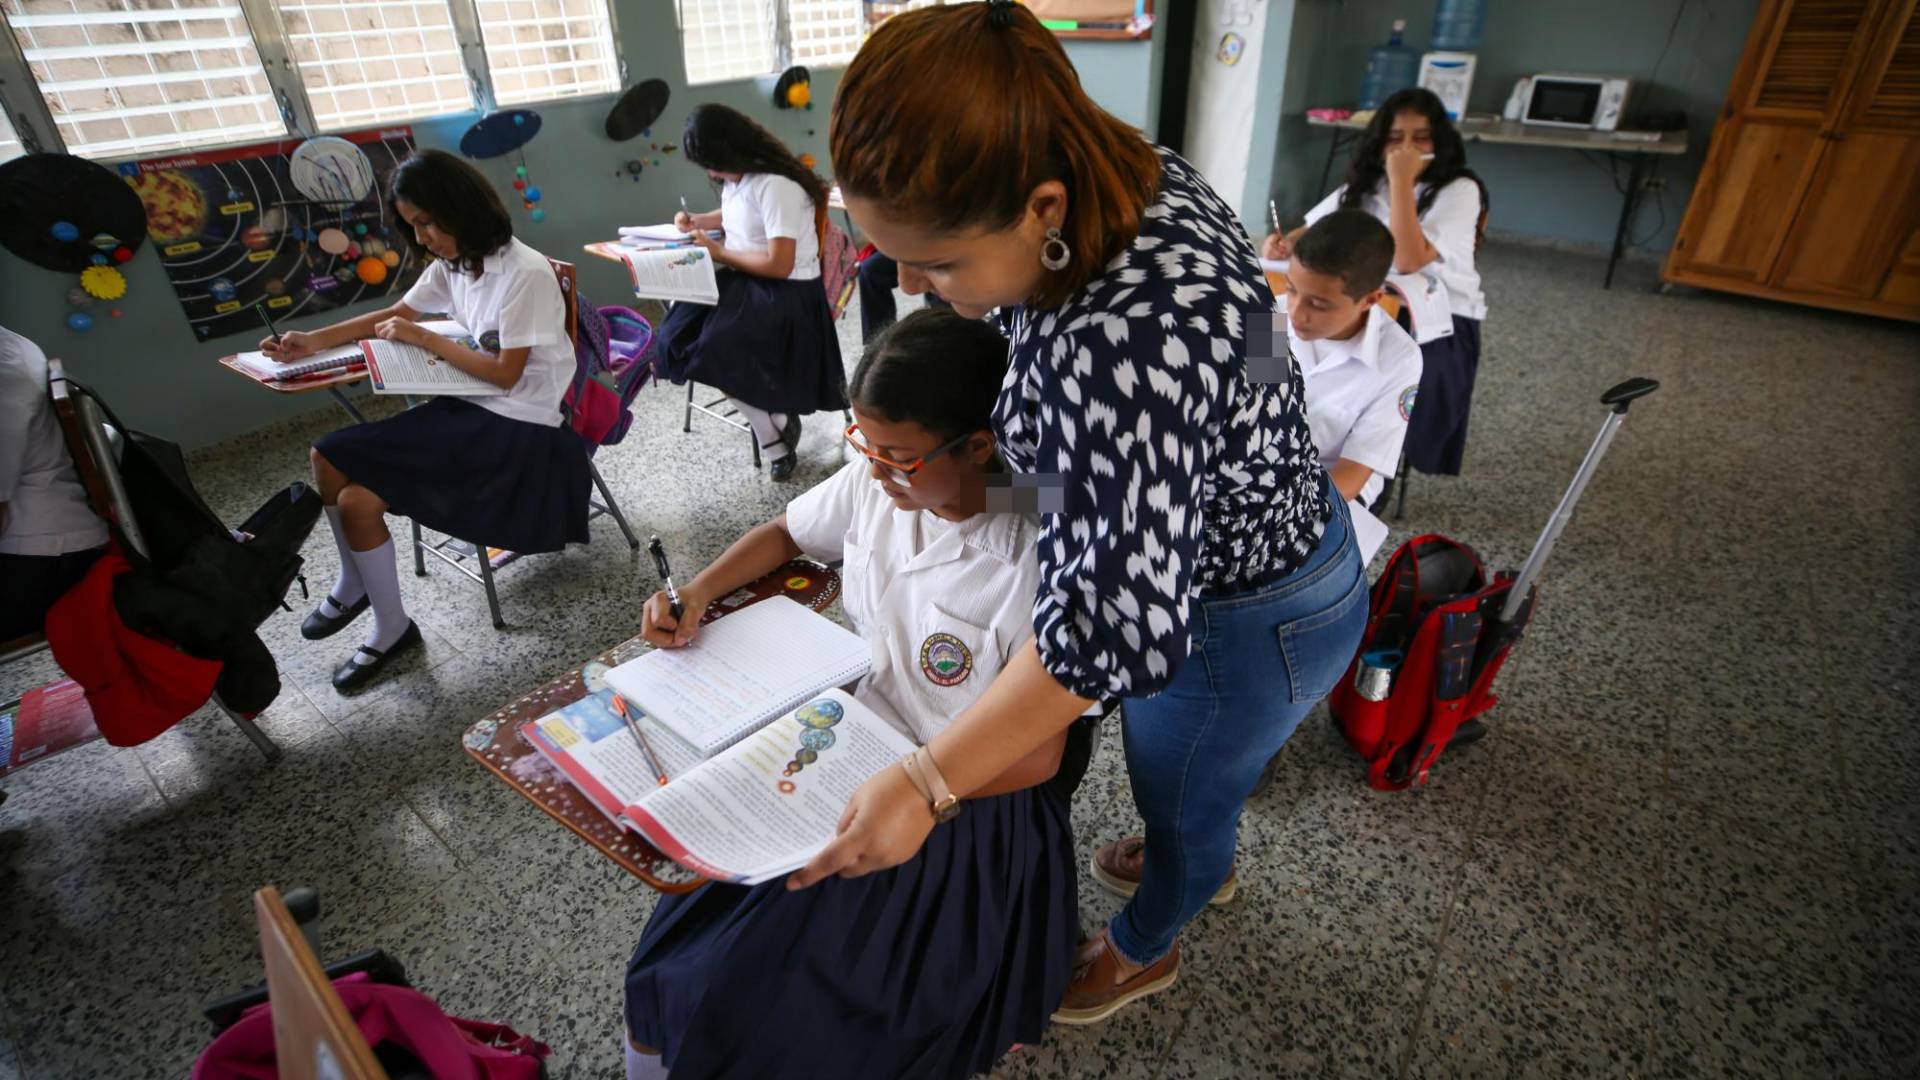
[192,971,549,1079]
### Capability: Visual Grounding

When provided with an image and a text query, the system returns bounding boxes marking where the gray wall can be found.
[1266,0,1760,249]
[0,2,1173,449]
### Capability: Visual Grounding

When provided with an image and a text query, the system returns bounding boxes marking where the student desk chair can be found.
[408,259,642,629]
[0,360,282,760]
[681,212,859,467]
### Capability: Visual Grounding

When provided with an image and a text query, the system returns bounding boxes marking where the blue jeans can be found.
[1109,483,1367,965]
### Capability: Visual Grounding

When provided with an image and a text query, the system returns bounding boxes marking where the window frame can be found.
[0,0,628,165]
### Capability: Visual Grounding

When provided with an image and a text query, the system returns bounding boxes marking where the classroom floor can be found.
[2,242,1916,1079]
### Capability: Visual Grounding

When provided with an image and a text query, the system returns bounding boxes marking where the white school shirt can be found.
[401,237,572,427]
[720,173,821,281]
[1306,177,1487,320]
[1291,304,1425,508]
[785,461,1041,746]
[0,327,109,557]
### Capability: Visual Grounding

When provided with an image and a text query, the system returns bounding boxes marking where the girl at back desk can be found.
[1266,87,1488,478]
[660,103,847,481]
[621,308,1076,1080]
[260,149,589,691]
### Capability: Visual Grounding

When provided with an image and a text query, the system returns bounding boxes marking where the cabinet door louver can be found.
[1862,5,1920,126]
[1755,0,1875,111]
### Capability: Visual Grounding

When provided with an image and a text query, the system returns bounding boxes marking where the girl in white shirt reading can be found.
[662,104,848,481]
[621,308,1076,1080]
[261,149,589,691]
[1267,87,1489,477]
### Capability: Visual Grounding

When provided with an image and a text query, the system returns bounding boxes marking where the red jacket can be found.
[44,548,221,747]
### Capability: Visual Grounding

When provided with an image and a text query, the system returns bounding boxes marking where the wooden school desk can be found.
[218,354,373,424]
[1303,115,1689,289]
[463,559,842,893]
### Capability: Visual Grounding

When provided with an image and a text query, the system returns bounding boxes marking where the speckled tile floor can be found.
[2,243,1916,1079]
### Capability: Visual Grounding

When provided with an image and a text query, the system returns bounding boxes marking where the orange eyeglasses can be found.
[842,423,971,483]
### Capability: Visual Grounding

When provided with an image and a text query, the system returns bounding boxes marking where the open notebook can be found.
[603,595,872,758]
[229,343,364,381]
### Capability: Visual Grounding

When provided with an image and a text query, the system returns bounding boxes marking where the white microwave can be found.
[1520,74,1632,131]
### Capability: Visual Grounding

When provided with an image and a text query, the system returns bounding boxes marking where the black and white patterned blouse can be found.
[994,149,1330,701]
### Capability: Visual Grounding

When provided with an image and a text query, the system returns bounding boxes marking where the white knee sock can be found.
[729,398,791,460]
[625,1040,669,1080]
[320,505,364,614]
[347,539,410,654]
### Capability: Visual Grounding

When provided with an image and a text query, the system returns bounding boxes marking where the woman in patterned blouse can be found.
[791,0,1369,1023]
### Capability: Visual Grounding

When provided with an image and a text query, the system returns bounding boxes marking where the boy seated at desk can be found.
[1281,210,1424,561]
[621,308,1077,1080]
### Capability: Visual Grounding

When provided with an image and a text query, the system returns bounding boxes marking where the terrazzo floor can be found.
[2,242,1916,1079]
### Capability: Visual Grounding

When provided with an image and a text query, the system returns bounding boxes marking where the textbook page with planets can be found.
[620,689,917,885]
[613,244,721,305]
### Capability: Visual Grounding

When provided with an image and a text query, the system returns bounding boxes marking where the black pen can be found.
[255,302,283,347]
[648,535,684,621]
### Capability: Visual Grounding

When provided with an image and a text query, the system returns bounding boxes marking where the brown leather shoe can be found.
[1052,929,1180,1025]
[1091,836,1238,905]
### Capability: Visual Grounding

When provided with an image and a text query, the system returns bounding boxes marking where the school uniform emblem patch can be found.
[919,633,973,687]
[1398,385,1418,421]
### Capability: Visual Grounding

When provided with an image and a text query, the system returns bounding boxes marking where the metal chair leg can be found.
[1393,462,1411,520]
[215,692,282,762]
[411,518,426,576]
[683,382,694,433]
[475,543,505,628]
[589,458,641,551]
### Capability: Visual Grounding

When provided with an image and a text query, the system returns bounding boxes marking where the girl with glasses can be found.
[620,307,1082,1080]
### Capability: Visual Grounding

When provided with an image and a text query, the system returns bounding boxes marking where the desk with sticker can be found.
[462,559,841,893]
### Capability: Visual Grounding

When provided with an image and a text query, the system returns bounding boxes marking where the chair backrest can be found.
[254,886,387,1080]
[48,358,145,559]
[815,206,859,323]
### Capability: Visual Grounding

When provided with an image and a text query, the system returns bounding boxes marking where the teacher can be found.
[793,0,1367,1023]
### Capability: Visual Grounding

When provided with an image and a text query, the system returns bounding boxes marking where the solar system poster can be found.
[117,127,422,342]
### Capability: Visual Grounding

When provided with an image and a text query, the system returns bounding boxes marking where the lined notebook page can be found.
[230,343,363,380]
[604,596,872,757]
[361,338,505,396]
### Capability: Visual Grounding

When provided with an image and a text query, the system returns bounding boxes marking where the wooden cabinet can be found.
[1666,0,1920,321]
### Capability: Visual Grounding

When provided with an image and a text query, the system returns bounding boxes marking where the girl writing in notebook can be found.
[260,149,589,691]
[1264,87,1489,478]
[659,103,847,481]
[621,308,1076,1080]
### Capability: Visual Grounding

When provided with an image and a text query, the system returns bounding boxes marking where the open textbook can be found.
[603,595,872,758]
[621,689,915,884]
[610,244,720,305]
[361,320,505,397]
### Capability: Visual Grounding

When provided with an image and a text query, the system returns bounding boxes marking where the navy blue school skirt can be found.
[625,784,1076,1080]
[1406,315,1483,476]
[313,397,590,554]
[655,270,848,415]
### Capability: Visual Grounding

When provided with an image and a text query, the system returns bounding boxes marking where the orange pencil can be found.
[612,693,669,786]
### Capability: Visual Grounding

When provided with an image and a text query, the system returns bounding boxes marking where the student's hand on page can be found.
[787,762,934,890]
[261,331,319,361]
[1261,232,1291,261]
[673,211,696,234]
[375,316,425,346]
[1384,141,1426,189]
[641,588,709,648]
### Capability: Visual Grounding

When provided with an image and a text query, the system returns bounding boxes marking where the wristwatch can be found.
[901,748,962,823]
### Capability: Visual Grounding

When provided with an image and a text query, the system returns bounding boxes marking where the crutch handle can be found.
[1600,377,1660,413]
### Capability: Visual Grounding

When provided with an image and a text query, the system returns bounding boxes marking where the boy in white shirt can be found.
[1281,210,1424,562]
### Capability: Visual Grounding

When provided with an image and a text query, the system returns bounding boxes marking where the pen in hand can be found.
[649,535,684,622]
[255,303,283,349]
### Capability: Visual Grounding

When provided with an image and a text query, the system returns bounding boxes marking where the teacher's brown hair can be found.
[830,0,1161,311]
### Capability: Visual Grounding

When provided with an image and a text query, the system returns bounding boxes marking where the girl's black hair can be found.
[681,103,830,210]
[1340,88,1488,221]
[848,308,1008,444]
[388,149,513,275]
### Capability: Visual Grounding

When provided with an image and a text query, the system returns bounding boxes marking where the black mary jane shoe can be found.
[780,412,802,453]
[768,450,798,482]
[301,594,369,640]
[331,621,423,692]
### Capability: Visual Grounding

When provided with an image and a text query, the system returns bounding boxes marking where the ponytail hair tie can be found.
[986,0,1017,29]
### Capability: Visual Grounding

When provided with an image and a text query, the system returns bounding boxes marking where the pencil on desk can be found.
[612,694,669,785]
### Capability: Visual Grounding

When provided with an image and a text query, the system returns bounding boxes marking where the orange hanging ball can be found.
[356,255,388,285]
[798,153,817,170]
[786,82,811,109]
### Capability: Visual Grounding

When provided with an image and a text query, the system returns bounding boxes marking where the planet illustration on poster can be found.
[289,136,376,204]
[128,170,208,244]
